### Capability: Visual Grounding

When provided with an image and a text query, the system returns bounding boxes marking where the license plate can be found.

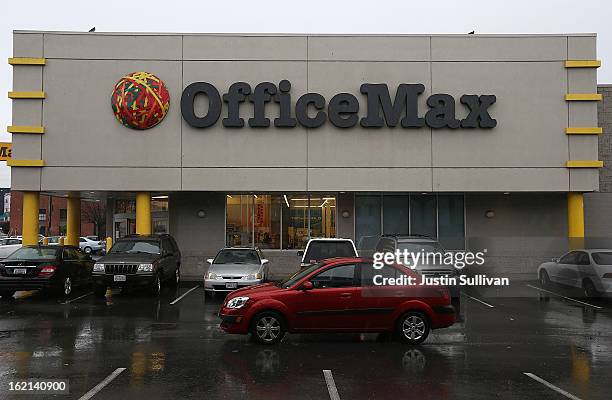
[114,275,126,282]
[225,282,237,289]
[13,268,27,275]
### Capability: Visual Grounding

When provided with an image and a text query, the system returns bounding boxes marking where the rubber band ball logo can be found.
[111,71,170,130]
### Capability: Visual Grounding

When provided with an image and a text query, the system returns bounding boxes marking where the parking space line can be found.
[526,285,602,309]
[170,285,199,305]
[78,367,126,400]
[523,372,582,400]
[462,292,495,308]
[323,370,341,400]
[61,292,92,305]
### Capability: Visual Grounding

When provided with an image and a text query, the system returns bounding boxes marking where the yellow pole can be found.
[22,191,39,246]
[66,196,81,246]
[568,192,585,249]
[59,236,65,246]
[135,192,152,235]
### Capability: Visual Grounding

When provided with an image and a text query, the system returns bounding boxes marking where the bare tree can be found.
[81,201,106,239]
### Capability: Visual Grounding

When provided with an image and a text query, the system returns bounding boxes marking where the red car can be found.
[219,257,456,345]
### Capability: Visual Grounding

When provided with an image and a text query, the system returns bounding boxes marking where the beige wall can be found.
[10,32,599,192]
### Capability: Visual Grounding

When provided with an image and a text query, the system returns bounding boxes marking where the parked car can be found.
[92,234,181,297]
[297,238,358,268]
[0,237,22,258]
[538,249,612,297]
[0,245,93,299]
[219,257,456,345]
[205,247,269,296]
[79,236,105,254]
[374,235,459,299]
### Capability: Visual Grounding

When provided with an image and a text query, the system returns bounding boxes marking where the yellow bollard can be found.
[105,287,112,298]
[42,237,49,245]
[58,236,65,246]
[106,237,113,253]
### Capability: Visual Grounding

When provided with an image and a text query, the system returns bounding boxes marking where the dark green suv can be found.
[92,234,181,297]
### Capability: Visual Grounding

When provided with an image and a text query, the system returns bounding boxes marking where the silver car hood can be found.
[209,263,261,276]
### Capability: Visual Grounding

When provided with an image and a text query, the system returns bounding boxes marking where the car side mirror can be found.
[297,250,304,257]
[261,259,269,265]
[300,281,314,291]
[207,258,214,264]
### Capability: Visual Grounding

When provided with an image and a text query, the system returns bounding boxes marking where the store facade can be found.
[8,32,601,279]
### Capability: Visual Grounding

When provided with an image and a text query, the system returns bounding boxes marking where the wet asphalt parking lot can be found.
[0,282,611,400]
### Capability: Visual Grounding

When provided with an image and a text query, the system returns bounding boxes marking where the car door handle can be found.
[340,293,352,299]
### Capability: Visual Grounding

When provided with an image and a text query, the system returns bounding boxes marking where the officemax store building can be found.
[8,31,608,279]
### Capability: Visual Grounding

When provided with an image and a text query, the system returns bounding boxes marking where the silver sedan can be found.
[204,248,269,296]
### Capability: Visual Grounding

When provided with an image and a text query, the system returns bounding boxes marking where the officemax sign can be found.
[180,80,497,129]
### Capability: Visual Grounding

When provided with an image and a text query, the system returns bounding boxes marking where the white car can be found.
[79,237,105,254]
[537,249,612,297]
[297,238,358,268]
[204,247,269,295]
[0,237,22,258]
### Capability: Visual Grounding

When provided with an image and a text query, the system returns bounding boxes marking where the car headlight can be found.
[93,263,105,272]
[246,272,262,280]
[207,272,218,280]
[226,296,250,309]
[137,263,154,272]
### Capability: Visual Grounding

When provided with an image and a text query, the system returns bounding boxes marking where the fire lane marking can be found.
[323,370,341,400]
[523,372,582,400]
[526,285,602,309]
[78,367,126,400]
[61,292,92,304]
[462,292,495,308]
[170,285,199,305]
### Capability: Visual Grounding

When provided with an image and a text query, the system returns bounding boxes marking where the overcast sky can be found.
[1,0,610,188]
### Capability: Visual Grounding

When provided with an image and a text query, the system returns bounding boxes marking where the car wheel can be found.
[397,311,430,345]
[583,279,599,298]
[250,312,286,345]
[0,290,15,300]
[57,276,72,298]
[169,268,180,287]
[539,270,550,288]
[84,246,92,254]
[94,284,106,298]
[149,274,161,297]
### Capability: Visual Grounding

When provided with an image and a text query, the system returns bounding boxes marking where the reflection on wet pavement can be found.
[0,282,610,399]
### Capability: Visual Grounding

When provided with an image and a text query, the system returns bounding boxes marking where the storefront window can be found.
[151,197,169,212]
[309,195,336,240]
[226,195,253,247]
[282,194,309,249]
[410,195,437,237]
[355,195,381,246]
[115,199,135,213]
[383,195,409,235]
[254,195,281,249]
[438,195,465,249]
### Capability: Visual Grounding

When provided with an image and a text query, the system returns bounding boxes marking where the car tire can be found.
[149,273,161,297]
[250,311,286,345]
[0,290,15,300]
[169,267,180,287]
[94,284,106,298]
[539,270,551,288]
[84,247,92,254]
[56,275,73,298]
[397,311,430,345]
[583,279,599,298]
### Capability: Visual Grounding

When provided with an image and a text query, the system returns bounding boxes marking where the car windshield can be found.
[278,262,325,288]
[397,242,443,253]
[303,241,356,262]
[110,240,160,255]
[591,252,612,265]
[5,247,58,260]
[214,249,260,264]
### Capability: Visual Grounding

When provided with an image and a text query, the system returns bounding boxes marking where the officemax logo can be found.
[180,80,497,129]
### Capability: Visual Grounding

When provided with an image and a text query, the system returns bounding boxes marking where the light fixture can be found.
[485,210,495,218]
[197,210,206,218]
[503,192,510,195]
[152,195,168,200]
[342,210,350,218]
[226,194,233,199]
[283,195,290,208]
